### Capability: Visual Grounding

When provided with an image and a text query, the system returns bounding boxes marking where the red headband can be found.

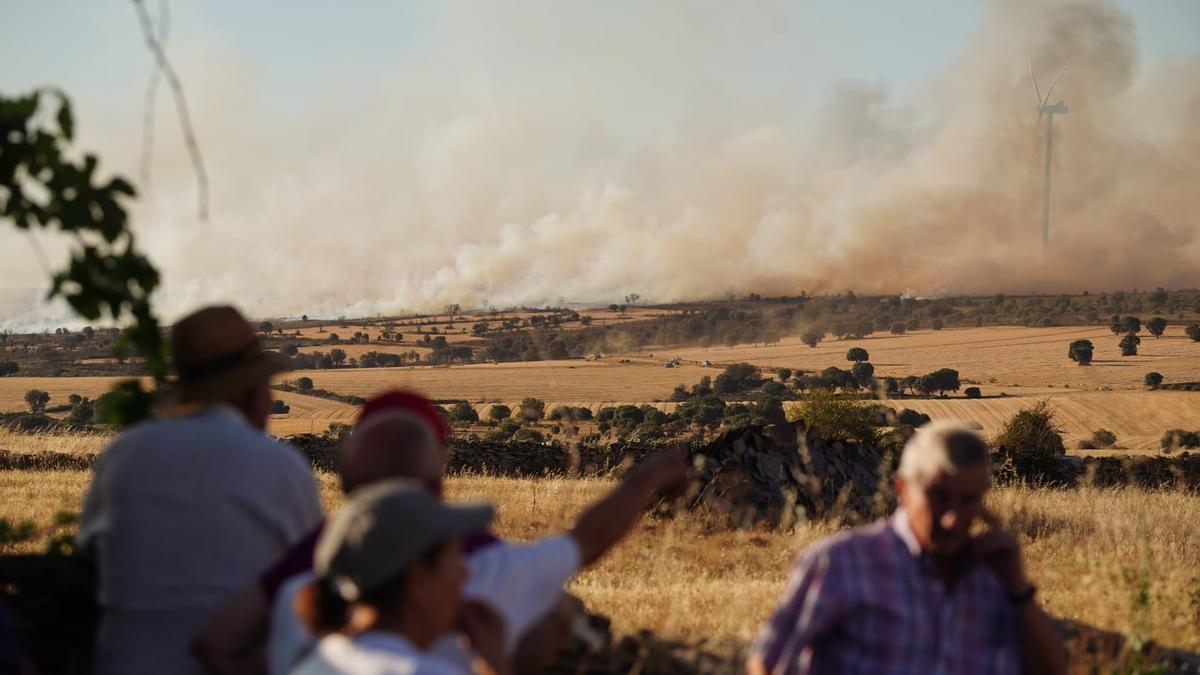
[357,389,450,444]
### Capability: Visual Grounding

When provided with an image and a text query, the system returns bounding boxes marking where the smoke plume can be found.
[2,0,1198,329]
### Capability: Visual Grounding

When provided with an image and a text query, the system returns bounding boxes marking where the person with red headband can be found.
[193,389,690,675]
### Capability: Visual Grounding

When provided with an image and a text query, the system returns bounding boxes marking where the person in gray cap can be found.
[291,479,510,675]
[78,305,323,675]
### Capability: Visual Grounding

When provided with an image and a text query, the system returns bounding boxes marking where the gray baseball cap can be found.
[315,478,494,599]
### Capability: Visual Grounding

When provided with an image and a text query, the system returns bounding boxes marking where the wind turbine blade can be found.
[1028,54,1043,105]
[1042,53,1078,104]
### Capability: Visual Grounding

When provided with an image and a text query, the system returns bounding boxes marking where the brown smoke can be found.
[2,0,1197,327]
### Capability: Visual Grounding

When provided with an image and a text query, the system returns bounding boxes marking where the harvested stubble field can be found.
[666,325,1200,390]
[876,391,1200,454]
[4,323,1200,449]
[295,360,713,404]
[1,469,1198,656]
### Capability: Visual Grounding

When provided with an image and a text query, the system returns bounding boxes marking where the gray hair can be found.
[897,420,990,484]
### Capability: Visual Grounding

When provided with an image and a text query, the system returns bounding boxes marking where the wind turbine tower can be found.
[1029,54,1076,251]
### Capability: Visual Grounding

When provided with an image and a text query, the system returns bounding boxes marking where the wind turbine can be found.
[1029,53,1076,251]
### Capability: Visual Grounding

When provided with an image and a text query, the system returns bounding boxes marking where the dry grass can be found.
[0,428,110,455]
[1,470,1197,652]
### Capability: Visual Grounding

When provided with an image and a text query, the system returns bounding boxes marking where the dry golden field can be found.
[2,471,1197,654]
[665,325,1200,390]
[295,343,432,358]
[296,360,713,404]
[3,324,1200,449]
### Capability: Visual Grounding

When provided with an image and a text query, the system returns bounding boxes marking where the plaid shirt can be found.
[752,510,1020,675]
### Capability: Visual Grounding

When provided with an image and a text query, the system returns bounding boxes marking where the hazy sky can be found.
[2,1,1198,328]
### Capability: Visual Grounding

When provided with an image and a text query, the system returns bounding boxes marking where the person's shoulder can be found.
[796,518,897,567]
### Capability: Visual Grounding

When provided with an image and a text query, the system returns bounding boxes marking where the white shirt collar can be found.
[890,507,924,557]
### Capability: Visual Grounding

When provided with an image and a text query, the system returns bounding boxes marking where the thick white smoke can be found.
[1,0,1197,330]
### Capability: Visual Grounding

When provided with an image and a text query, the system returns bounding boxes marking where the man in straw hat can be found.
[78,305,323,675]
[291,479,511,675]
[748,421,1065,675]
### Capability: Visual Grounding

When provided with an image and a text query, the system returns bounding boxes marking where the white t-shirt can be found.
[270,535,582,675]
[291,632,464,675]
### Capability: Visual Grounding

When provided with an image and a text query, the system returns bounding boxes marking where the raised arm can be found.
[569,447,690,567]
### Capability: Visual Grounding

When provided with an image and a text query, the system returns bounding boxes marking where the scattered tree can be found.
[1144,371,1164,389]
[964,386,982,399]
[258,321,274,334]
[518,398,546,422]
[295,377,314,391]
[1067,339,1094,366]
[24,389,50,414]
[270,400,290,415]
[1186,324,1200,342]
[778,368,792,382]
[713,363,762,394]
[850,361,875,385]
[449,402,479,423]
[488,404,512,421]
[845,347,869,363]
[1119,333,1140,356]
[0,361,17,376]
[890,323,907,335]
[801,329,823,348]
[1146,317,1167,338]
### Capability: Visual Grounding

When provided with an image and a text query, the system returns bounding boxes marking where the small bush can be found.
[512,427,544,443]
[788,390,878,445]
[1161,429,1200,453]
[994,401,1065,479]
[1144,372,1164,389]
[896,408,931,427]
[449,402,479,423]
[1090,428,1118,448]
[964,386,982,399]
[517,398,545,422]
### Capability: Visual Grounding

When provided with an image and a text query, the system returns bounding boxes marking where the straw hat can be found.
[171,305,291,402]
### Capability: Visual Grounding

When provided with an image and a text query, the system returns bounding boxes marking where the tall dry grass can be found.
[1,470,1196,654]
[0,428,111,455]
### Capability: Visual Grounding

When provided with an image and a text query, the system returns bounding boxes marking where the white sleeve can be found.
[463,535,582,649]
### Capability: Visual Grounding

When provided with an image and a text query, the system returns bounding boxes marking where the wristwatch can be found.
[1008,584,1037,605]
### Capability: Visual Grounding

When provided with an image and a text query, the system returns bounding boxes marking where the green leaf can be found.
[56,97,74,141]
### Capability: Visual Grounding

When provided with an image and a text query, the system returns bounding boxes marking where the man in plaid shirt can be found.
[748,422,1065,675]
